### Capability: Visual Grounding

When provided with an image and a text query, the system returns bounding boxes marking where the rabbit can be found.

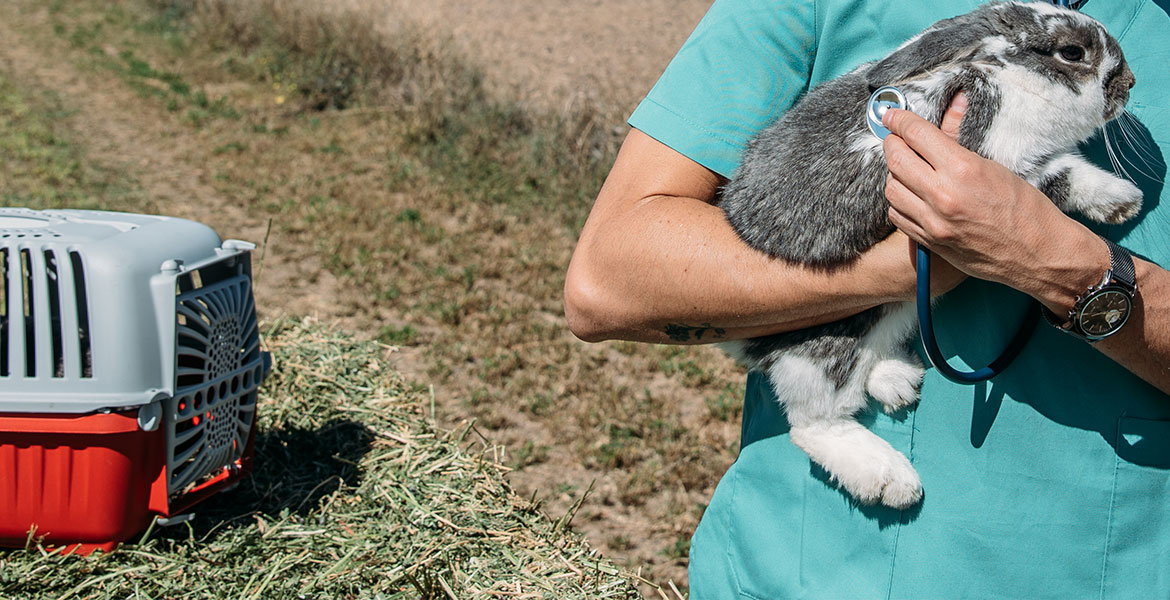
[718,1,1142,509]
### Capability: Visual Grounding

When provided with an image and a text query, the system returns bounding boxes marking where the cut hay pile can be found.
[0,320,648,599]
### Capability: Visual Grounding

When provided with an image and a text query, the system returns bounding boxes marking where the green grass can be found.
[0,70,146,211]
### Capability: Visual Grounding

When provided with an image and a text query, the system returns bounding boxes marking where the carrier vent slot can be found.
[69,251,93,379]
[1,247,8,377]
[20,249,34,377]
[44,250,64,378]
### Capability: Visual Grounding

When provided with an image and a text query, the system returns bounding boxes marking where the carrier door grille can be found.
[168,267,261,495]
[69,251,93,378]
[21,249,35,377]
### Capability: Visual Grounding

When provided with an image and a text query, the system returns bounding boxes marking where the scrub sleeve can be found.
[628,0,1170,598]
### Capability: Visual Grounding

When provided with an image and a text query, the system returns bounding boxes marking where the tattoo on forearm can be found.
[664,323,727,342]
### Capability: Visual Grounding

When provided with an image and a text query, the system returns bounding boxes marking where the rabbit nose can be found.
[1103,65,1135,120]
[1105,66,1135,103]
[1106,65,1136,92]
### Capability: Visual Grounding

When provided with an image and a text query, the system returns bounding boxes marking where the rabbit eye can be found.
[1058,45,1085,62]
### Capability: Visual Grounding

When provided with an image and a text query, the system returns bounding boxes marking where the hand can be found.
[889,94,969,296]
[879,93,1098,300]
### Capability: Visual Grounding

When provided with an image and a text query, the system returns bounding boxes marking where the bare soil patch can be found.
[396,0,713,111]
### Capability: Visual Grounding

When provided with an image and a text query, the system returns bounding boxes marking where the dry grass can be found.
[178,0,623,201]
[3,0,745,590]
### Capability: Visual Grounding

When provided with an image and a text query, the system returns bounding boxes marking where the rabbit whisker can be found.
[1107,111,1164,183]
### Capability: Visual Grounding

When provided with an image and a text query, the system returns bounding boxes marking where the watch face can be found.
[1078,289,1132,338]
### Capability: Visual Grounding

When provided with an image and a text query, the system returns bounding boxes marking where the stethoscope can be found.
[865,0,1077,383]
[867,87,1040,383]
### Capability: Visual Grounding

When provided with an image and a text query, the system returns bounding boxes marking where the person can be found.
[564,0,1170,597]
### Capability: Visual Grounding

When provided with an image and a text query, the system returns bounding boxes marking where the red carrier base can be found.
[0,409,251,554]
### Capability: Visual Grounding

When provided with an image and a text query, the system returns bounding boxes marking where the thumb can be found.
[939,91,968,141]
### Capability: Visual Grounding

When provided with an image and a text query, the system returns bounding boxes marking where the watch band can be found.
[1042,236,1137,339]
[1102,237,1136,291]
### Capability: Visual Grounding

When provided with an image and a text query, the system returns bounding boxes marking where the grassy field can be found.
[0,320,654,599]
[0,0,742,592]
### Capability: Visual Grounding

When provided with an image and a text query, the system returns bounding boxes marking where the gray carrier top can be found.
[0,208,262,415]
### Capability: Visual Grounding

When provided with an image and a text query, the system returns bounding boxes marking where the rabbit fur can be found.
[719,1,1141,509]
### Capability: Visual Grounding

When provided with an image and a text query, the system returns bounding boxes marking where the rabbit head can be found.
[865,1,1133,166]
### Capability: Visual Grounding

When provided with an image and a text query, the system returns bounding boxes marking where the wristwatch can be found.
[1043,237,1137,341]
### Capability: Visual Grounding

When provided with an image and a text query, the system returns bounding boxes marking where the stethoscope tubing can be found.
[916,244,1040,383]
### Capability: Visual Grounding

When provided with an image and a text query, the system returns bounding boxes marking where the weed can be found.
[596,425,643,469]
[706,383,746,422]
[611,535,634,552]
[377,324,418,346]
[67,22,102,48]
[376,284,401,301]
[211,140,245,154]
[665,536,691,561]
[508,439,550,469]
[523,392,555,416]
[395,207,422,224]
[660,348,719,388]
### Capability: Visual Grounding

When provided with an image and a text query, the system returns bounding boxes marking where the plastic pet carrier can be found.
[0,208,269,553]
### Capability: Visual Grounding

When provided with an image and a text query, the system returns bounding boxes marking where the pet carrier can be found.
[0,208,269,553]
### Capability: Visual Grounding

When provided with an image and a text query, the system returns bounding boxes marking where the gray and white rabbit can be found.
[719,1,1141,509]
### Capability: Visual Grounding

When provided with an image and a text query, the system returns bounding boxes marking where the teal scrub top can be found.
[629,1,1170,598]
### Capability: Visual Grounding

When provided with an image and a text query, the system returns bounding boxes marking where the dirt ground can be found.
[0,1,725,593]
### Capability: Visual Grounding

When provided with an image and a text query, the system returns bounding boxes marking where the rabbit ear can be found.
[865,17,993,88]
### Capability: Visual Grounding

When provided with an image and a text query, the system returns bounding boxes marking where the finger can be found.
[887,204,930,246]
[884,174,932,243]
[938,91,968,141]
[884,171,926,218]
[882,107,964,168]
[882,133,943,201]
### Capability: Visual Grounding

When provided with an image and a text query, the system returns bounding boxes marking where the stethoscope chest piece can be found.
[866,86,907,140]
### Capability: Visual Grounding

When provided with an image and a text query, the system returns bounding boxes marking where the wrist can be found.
[1042,237,1138,341]
[859,232,923,303]
[1024,223,1112,316]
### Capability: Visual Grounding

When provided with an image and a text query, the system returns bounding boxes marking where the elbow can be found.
[563,271,612,343]
[564,261,631,343]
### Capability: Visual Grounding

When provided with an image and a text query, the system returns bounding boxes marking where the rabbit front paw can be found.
[1079,177,1142,225]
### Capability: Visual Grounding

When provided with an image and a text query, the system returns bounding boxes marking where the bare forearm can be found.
[992,221,1170,394]
[566,191,917,344]
[564,128,953,345]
